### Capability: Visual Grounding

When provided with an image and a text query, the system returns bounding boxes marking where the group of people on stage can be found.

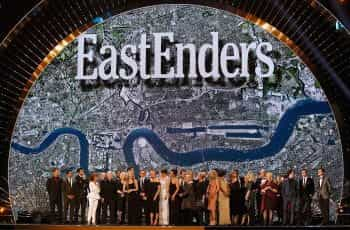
[46,166,333,226]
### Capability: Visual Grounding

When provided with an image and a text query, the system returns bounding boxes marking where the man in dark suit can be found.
[179,172,195,225]
[317,167,333,225]
[62,170,75,224]
[46,168,63,223]
[299,169,315,225]
[138,169,150,225]
[101,171,118,224]
[73,168,88,224]
[281,169,298,225]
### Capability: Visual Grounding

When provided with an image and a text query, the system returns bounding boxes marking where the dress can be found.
[207,181,218,213]
[218,179,231,225]
[159,177,169,225]
[230,180,245,216]
[169,180,180,225]
[147,180,160,213]
[261,181,279,211]
[127,181,138,225]
[245,181,256,216]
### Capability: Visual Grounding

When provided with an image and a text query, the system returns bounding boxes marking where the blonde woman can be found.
[260,172,279,225]
[117,172,127,224]
[123,168,139,225]
[218,170,231,225]
[207,170,219,225]
[241,171,256,226]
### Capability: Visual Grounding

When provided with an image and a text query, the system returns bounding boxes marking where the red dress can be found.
[260,181,279,211]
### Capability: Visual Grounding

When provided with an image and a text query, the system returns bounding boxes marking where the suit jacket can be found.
[181,182,195,210]
[138,177,150,193]
[73,175,88,199]
[62,177,75,200]
[100,179,118,200]
[281,178,298,200]
[318,176,332,199]
[299,177,314,198]
[46,177,63,201]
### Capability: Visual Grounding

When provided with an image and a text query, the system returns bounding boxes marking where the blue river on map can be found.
[11,99,332,171]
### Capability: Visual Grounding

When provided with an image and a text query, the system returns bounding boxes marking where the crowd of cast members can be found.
[46,166,333,226]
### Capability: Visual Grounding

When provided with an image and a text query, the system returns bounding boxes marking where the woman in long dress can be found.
[229,170,244,225]
[261,172,279,225]
[217,170,231,225]
[117,172,127,224]
[87,173,101,225]
[148,169,160,225]
[159,169,170,225]
[123,169,139,225]
[169,169,180,225]
[241,171,256,226]
[207,170,219,225]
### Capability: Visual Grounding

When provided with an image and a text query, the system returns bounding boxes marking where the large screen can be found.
[8,4,343,214]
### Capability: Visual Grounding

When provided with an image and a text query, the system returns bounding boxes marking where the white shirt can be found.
[303,177,307,186]
[68,177,73,187]
[87,181,101,200]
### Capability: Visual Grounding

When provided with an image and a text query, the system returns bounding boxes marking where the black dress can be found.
[230,180,245,216]
[147,181,160,214]
[169,181,180,225]
[127,181,138,225]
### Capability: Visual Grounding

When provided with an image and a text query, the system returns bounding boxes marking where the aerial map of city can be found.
[8,5,343,214]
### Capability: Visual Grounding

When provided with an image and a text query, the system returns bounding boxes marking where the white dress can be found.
[159,176,169,225]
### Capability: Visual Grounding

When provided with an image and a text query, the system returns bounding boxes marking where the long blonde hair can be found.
[245,171,256,186]
[266,172,273,182]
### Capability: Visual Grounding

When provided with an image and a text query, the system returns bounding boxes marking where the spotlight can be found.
[0,207,6,214]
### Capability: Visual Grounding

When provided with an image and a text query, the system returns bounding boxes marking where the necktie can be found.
[303,177,306,186]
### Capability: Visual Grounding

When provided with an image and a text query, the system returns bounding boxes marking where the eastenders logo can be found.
[76,32,274,81]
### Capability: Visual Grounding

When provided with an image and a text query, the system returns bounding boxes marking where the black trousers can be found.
[169,199,180,225]
[319,198,329,225]
[182,209,194,225]
[103,199,116,224]
[75,197,87,222]
[299,196,312,225]
[63,198,74,223]
[255,194,262,224]
[283,198,296,225]
[194,208,207,225]
[49,198,62,223]
[96,200,102,224]
[138,199,148,225]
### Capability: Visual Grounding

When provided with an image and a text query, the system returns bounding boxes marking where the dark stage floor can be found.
[1,225,350,230]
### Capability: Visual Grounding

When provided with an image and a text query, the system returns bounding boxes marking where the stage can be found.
[1,225,350,230]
